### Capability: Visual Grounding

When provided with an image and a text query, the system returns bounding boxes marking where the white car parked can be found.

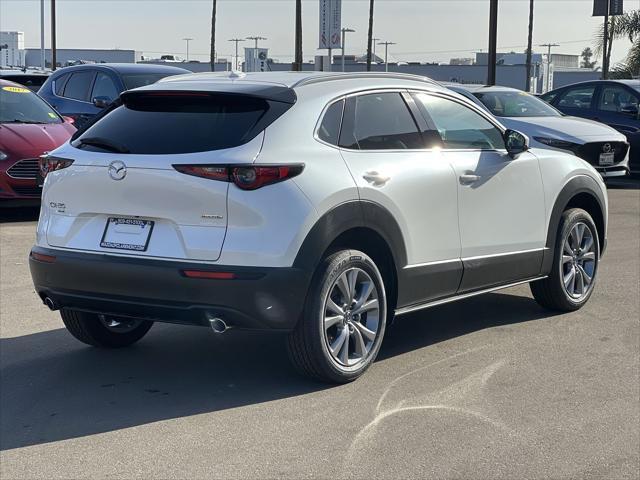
[447,84,630,178]
[31,72,608,383]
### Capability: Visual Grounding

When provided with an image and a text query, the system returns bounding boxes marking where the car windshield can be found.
[122,73,181,90]
[474,90,561,117]
[0,84,62,124]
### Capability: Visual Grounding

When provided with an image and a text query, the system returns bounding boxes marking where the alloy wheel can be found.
[323,267,381,367]
[561,222,597,300]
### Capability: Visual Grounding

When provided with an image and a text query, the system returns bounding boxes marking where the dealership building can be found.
[24,48,142,68]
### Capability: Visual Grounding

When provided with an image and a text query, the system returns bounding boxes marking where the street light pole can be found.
[182,37,193,62]
[378,41,395,72]
[341,28,355,72]
[228,38,245,71]
[540,42,559,93]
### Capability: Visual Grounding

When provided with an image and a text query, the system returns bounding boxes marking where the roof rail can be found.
[292,72,441,88]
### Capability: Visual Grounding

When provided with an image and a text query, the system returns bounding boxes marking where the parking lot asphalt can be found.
[1,182,639,479]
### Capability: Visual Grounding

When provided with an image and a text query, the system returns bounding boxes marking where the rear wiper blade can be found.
[77,137,130,153]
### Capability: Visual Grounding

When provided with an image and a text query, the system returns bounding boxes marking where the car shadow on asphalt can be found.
[0,290,557,451]
[605,177,640,190]
[0,206,40,223]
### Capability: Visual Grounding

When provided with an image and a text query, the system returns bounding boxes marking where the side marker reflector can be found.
[182,270,236,280]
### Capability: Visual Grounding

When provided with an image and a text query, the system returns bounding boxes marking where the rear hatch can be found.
[43,87,294,262]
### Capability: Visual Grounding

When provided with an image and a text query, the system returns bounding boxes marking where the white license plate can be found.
[599,152,615,166]
[100,217,154,252]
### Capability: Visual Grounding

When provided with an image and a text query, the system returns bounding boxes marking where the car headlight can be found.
[533,137,579,150]
[0,151,8,161]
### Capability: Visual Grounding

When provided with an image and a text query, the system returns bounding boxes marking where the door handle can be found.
[459,174,481,185]
[363,171,390,186]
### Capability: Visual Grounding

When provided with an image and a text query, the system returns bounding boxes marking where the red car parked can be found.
[0,79,75,206]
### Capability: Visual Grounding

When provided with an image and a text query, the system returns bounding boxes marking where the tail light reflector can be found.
[173,164,304,190]
[30,251,56,263]
[182,270,236,280]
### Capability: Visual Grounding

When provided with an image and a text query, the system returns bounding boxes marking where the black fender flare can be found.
[541,175,607,274]
[292,200,408,274]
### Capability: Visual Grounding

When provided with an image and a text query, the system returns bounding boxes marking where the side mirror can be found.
[504,129,529,158]
[62,116,75,125]
[92,96,112,109]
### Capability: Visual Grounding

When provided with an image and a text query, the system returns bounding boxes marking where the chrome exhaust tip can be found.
[208,317,228,334]
[44,297,58,311]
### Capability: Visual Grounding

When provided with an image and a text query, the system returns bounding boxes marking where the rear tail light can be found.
[39,155,74,178]
[173,164,304,190]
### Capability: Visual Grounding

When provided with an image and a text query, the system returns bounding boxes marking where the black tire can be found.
[60,309,153,348]
[287,249,387,383]
[530,208,600,312]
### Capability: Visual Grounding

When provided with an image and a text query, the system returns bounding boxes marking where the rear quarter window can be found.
[317,99,344,145]
[53,73,71,95]
[73,93,293,154]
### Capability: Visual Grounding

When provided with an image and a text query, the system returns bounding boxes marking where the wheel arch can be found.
[542,175,607,274]
[293,201,407,316]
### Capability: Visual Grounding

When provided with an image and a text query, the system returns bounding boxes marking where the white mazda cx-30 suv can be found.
[30,72,608,383]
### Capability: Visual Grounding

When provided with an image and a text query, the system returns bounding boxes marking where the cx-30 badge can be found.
[108,161,127,181]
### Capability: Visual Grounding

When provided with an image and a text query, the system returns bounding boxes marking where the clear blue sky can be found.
[1,0,638,64]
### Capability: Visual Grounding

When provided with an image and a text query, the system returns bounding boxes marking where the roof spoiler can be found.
[121,84,297,105]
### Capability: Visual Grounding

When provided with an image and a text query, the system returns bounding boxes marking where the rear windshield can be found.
[122,73,182,90]
[0,84,62,124]
[73,93,290,154]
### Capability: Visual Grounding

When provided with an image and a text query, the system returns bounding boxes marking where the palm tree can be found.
[594,10,640,78]
[210,0,217,71]
[366,0,375,71]
[293,0,303,71]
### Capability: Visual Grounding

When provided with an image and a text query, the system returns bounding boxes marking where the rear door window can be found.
[557,86,596,109]
[74,92,292,154]
[597,85,639,113]
[339,92,423,150]
[63,71,96,101]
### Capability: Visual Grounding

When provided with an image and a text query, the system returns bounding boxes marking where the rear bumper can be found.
[29,247,311,331]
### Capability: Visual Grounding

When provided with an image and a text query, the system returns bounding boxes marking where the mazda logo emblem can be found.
[602,143,613,154]
[108,161,127,181]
